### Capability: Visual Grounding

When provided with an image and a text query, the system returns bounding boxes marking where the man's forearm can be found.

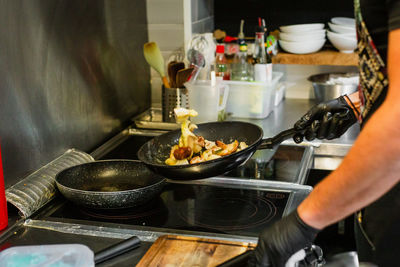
[297,101,400,229]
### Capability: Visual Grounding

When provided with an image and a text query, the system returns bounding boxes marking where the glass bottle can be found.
[215,44,230,80]
[253,26,272,82]
[253,26,267,64]
[231,44,253,81]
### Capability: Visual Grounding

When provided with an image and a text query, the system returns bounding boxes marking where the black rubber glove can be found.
[249,210,320,267]
[294,96,358,141]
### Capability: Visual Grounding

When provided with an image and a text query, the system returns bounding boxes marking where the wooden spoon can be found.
[143,42,170,88]
[168,61,185,88]
[176,67,195,88]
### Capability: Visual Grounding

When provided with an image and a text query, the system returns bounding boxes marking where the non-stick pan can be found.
[137,121,302,180]
[55,160,166,209]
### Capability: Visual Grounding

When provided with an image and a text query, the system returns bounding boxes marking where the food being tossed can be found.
[165,108,248,165]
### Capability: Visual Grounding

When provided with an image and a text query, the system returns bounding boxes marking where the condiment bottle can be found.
[231,44,253,81]
[215,44,230,80]
[253,19,272,82]
[0,143,8,231]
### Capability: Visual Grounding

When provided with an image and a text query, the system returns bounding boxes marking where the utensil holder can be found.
[162,86,189,122]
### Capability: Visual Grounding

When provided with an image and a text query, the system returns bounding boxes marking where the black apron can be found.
[354,1,400,265]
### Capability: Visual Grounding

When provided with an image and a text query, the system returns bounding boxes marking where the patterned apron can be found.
[354,0,388,123]
[353,2,400,265]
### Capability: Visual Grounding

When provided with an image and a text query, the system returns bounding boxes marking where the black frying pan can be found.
[137,121,302,180]
[55,160,166,209]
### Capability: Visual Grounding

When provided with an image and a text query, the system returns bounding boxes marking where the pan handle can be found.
[216,250,254,267]
[94,235,141,264]
[258,128,303,150]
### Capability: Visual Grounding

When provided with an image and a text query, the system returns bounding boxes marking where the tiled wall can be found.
[146,0,214,106]
[146,0,185,105]
[191,0,214,34]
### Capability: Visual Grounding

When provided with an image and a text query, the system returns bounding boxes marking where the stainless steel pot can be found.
[308,73,359,103]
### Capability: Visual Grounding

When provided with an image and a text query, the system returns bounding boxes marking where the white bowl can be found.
[327,31,357,53]
[328,22,356,35]
[280,23,325,33]
[279,38,326,54]
[331,17,356,27]
[280,31,325,42]
[279,29,326,36]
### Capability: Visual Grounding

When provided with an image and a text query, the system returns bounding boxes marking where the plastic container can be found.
[185,80,229,123]
[0,244,94,267]
[224,72,283,119]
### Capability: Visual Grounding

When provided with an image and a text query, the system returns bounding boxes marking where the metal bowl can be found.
[308,72,359,103]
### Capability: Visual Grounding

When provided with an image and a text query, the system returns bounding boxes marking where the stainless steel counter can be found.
[229,98,360,170]
[229,99,359,144]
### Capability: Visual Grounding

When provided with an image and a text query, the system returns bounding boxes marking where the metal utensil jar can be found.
[162,86,189,122]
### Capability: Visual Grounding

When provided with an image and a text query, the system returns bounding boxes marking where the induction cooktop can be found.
[43,137,312,238]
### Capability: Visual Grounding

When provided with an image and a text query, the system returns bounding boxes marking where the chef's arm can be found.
[298,28,400,229]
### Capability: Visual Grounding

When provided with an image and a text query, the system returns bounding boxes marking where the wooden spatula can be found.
[168,61,185,88]
[176,67,195,88]
[143,42,170,88]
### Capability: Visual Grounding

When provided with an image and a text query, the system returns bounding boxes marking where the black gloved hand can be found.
[249,210,320,267]
[294,95,358,141]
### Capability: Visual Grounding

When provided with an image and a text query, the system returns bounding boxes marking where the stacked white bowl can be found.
[327,17,357,53]
[278,23,326,54]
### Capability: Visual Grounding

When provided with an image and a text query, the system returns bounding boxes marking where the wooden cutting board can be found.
[136,235,256,267]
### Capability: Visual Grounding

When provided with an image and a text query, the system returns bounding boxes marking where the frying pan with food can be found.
[55,160,166,209]
[137,121,302,180]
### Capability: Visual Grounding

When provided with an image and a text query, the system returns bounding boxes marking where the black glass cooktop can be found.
[48,183,290,237]
[45,136,310,237]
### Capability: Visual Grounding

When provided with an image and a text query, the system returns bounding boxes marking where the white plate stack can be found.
[327,17,357,53]
[278,23,326,54]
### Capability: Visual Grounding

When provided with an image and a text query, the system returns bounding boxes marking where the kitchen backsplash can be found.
[146,0,214,105]
[0,0,151,188]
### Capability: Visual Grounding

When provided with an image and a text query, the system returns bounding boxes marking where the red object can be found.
[0,143,8,231]
[215,45,230,80]
[216,44,225,53]
[223,36,238,43]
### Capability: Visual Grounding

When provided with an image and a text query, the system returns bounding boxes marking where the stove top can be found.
[42,140,312,238]
[48,183,290,237]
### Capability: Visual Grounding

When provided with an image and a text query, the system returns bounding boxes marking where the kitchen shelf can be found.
[272,49,358,66]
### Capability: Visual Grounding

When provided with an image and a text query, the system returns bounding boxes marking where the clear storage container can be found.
[224,72,283,119]
[0,244,94,267]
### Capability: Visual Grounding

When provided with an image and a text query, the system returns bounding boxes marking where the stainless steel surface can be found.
[308,73,358,103]
[230,99,360,166]
[6,149,94,218]
[0,1,150,189]
[24,219,258,244]
[128,128,168,137]
[90,129,131,160]
[162,86,190,122]
[133,107,180,130]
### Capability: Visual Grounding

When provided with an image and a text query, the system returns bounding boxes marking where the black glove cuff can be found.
[293,210,320,242]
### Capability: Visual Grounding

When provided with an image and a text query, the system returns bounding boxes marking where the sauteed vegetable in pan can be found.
[165,108,248,165]
[138,108,302,180]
